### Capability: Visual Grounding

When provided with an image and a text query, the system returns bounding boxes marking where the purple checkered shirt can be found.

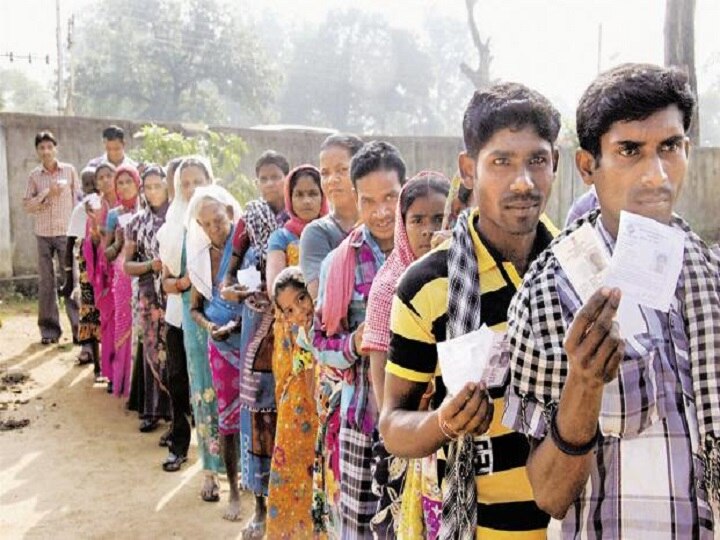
[504,218,714,539]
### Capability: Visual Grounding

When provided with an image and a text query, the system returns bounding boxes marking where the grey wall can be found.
[1,112,718,278]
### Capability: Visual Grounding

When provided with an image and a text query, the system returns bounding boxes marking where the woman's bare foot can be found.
[200,474,220,502]
[223,494,242,521]
[241,496,266,538]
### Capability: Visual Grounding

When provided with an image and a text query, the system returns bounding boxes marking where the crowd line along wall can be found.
[1,112,718,278]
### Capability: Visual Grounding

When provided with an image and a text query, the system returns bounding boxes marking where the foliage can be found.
[0,69,54,114]
[278,10,439,135]
[129,124,257,205]
[72,0,279,125]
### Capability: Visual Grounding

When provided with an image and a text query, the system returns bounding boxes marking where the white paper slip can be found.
[86,193,102,210]
[605,211,684,313]
[117,212,134,228]
[236,267,262,291]
[437,325,507,396]
[553,222,611,303]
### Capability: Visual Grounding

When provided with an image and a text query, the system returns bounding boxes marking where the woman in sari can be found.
[187,185,244,521]
[158,157,223,495]
[85,162,117,388]
[298,135,362,537]
[104,165,141,398]
[362,172,449,539]
[264,165,327,539]
[123,165,172,431]
[220,200,281,539]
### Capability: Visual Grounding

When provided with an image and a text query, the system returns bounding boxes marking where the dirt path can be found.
[0,303,252,539]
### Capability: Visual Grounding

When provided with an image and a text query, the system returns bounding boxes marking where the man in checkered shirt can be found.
[23,131,80,345]
[503,64,718,538]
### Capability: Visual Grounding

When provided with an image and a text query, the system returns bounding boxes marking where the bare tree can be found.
[664,0,699,142]
[460,0,492,90]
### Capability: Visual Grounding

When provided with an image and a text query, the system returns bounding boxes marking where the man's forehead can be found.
[478,126,552,156]
[604,105,685,143]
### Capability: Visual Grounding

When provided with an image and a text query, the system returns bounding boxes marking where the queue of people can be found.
[21,62,719,539]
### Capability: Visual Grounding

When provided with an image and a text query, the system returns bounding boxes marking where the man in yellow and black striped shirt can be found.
[378,82,560,539]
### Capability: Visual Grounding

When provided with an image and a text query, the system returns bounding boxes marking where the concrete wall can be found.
[1,112,718,278]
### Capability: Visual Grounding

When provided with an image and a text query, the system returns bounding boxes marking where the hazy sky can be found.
[1,0,718,119]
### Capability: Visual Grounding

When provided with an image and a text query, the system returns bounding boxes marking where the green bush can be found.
[129,124,258,205]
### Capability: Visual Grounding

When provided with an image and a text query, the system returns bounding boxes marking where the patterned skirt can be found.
[77,241,100,343]
[338,421,380,539]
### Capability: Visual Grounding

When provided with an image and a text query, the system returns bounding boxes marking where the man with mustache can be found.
[380,83,558,539]
[504,63,718,538]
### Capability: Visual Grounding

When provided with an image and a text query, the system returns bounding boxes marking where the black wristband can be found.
[549,406,599,456]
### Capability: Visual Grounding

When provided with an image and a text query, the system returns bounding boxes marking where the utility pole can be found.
[597,23,603,74]
[56,0,64,114]
[65,14,75,115]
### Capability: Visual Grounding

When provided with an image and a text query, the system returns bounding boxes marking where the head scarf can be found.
[185,185,242,300]
[140,163,169,217]
[283,164,329,238]
[363,172,449,352]
[156,155,214,276]
[113,165,141,210]
[243,199,279,256]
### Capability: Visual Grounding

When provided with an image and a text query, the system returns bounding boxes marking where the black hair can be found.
[179,157,212,181]
[577,63,696,160]
[141,164,166,182]
[272,266,308,305]
[166,157,183,177]
[462,82,561,158]
[350,141,407,188]
[399,171,450,223]
[320,134,364,158]
[255,150,290,177]
[288,166,322,197]
[458,183,472,205]
[35,131,57,148]
[102,125,125,142]
[94,161,117,177]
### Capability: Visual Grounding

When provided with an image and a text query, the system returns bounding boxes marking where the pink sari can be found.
[111,238,133,397]
[109,166,141,397]
[84,201,115,381]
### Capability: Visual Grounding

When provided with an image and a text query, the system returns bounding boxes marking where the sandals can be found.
[139,419,159,433]
[162,453,187,472]
[75,351,93,366]
[158,427,172,447]
[41,337,58,346]
[201,477,220,502]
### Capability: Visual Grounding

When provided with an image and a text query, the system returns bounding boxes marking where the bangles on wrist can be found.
[437,409,459,441]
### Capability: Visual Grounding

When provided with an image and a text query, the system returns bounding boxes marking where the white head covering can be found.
[156,155,214,277]
[185,184,242,300]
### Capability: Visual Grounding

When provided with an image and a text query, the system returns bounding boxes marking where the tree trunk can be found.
[461,0,492,90]
[664,0,699,143]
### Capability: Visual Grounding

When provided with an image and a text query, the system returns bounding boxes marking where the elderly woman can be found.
[158,157,223,489]
[187,185,244,522]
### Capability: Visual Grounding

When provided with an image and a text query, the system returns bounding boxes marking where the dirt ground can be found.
[0,301,252,539]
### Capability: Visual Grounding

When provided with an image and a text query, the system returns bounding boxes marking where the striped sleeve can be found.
[386,250,448,384]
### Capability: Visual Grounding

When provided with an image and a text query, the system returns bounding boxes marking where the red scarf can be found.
[283,164,329,238]
[113,165,141,210]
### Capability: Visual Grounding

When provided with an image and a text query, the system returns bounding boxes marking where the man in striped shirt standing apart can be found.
[23,131,80,345]
[380,83,560,539]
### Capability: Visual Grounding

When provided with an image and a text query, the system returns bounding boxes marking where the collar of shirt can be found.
[40,160,61,175]
[354,224,386,267]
